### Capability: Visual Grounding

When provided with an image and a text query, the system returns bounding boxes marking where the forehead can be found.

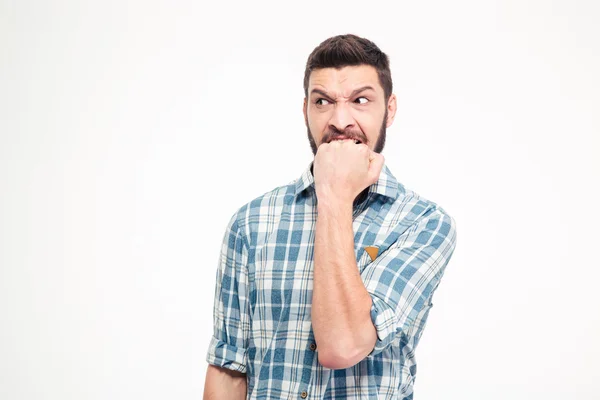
[308,65,383,96]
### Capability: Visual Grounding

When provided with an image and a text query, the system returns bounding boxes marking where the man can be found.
[203,34,457,399]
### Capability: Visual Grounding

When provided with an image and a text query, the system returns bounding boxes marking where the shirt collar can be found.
[294,159,401,201]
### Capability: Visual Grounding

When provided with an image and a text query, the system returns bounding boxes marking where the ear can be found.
[303,97,308,125]
[385,93,397,128]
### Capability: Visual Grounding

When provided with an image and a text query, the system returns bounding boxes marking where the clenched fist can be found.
[313,139,385,206]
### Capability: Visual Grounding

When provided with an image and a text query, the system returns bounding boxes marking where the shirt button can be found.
[300,391,308,398]
[309,342,317,351]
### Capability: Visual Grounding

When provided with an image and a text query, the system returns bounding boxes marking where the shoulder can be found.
[225,179,298,246]
[391,183,457,240]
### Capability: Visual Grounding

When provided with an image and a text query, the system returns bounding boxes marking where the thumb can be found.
[368,152,385,184]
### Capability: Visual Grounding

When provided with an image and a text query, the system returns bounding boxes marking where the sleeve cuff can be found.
[368,295,400,356]
[206,335,247,373]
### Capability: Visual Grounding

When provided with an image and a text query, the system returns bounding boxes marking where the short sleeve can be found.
[205,212,251,373]
[361,209,458,356]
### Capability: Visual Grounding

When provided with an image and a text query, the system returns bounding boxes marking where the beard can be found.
[306,109,388,156]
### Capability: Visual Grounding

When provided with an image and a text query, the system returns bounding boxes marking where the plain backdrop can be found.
[1,0,599,399]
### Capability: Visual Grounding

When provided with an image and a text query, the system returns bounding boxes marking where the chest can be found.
[249,200,398,315]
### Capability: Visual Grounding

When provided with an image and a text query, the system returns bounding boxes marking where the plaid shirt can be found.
[206,161,458,399]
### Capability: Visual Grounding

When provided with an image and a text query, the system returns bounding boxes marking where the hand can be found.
[313,139,385,206]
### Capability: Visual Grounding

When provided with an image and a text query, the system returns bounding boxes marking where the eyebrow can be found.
[310,85,376,100]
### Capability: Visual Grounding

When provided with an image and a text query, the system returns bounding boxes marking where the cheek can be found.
[307,114,327,135]
[354,114,379,134]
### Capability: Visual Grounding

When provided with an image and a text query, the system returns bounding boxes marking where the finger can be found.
[368,150,376,162]
[368,152,385,182]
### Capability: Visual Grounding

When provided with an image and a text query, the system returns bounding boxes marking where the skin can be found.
[304,65,397,369]
[203,365,246,399]
[204,65,398,398]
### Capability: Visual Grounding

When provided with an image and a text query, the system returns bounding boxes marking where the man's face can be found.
[303,65,397,156]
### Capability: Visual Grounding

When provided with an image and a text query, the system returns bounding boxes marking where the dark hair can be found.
[303,34,393,101]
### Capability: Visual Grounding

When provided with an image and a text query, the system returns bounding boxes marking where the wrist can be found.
[316,194,353,216]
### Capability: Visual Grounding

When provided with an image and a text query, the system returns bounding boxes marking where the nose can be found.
[328,101,355,132]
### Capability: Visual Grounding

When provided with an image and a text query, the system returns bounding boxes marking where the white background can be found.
[1,0,599,399]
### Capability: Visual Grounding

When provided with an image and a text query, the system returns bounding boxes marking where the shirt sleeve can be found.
[206,212,251,373]
[361,209,458,356]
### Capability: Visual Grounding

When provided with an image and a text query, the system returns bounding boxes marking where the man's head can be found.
[303,34,397,156]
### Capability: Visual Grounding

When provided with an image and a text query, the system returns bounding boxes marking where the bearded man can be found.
[203,33,458,400]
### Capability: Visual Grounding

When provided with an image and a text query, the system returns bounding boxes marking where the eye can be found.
[354,97,369,105]
[315,98,331,106]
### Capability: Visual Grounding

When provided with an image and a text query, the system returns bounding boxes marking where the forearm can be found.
[203,365,247,400]
[312,195,377,369]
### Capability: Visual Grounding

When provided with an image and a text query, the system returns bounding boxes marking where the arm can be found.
[204,212,251,396]
[312,193,378,369]
[363,209,457,356]
[313,200,458,367]
[203,365,246,400]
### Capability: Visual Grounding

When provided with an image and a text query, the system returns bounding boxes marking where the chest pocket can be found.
[356,247,374,274]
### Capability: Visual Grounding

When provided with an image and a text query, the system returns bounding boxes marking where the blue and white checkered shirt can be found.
[206,161,458,399]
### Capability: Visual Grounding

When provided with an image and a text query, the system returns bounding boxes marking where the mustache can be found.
[322,128,367,144]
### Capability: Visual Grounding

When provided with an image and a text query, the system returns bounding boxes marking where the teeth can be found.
[330,138,361,144]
